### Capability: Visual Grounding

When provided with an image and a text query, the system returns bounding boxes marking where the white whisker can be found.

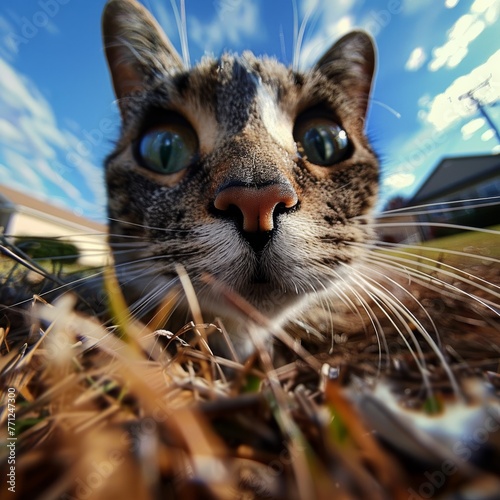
[363,248,500,302]
[370,221,500,235]
[363,254,500,317]
[108,217,190,233]
[294,1,314,71]
[349,268,439,392]
[291,0,298,71]
[371,240,500,266]
[129,280,179,320]
[179,0,190,68]
[375,195,500,217]
[327,269,387,376]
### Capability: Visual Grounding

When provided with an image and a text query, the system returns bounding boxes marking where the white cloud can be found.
[189,1,260,55]
[0,58,50,121]
[0,56,107,219]
[472,0,500,18]
[426,49,500,130]
[35,157,87,201]
[481,129,495,141]
[405,47,426,71]
[0,57,66,160]
[2,149,86,208]
[0,118,23,143]
[66,150,107,210]
[1,152,45,192]
[460,117,485,139]
[428,1,499,71]
[445,0,460,8]
[384,173,416,189]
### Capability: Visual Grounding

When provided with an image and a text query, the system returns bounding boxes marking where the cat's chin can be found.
[198,282,304,323]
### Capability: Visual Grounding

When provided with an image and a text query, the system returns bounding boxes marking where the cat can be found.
[102,0,378,359]
[1,3,498,498]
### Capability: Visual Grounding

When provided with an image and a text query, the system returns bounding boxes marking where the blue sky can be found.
[0,0,499,222]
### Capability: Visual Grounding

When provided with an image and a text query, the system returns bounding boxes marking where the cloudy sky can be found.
[0,0,499,222]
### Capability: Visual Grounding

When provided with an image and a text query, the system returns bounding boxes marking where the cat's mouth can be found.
[250,267,269,285]
[243,231,273,255]
[247,237,273,285]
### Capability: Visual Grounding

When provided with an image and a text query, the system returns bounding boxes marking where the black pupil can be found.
[307,128,330,163]
[160,134,174,168]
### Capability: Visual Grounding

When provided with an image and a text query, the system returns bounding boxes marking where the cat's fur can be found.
[102,0,378,356]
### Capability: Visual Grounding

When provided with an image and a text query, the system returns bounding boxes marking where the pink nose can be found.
[214,184,298,232]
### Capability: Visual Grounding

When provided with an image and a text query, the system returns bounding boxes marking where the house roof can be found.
[0,184,106,233]
[0,190,15,210]
[409,153,500,203]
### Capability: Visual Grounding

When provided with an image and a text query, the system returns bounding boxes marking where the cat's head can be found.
[102,0,378,331]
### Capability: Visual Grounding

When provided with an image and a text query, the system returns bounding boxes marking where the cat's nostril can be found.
[213,183,298,233]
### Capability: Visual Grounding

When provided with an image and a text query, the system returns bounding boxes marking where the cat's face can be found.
[103,0,378,330]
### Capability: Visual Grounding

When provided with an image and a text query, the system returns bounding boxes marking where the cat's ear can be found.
[102,0,184,109]
[315,31,375,115]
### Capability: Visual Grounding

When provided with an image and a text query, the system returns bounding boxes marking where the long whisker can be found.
[362,248,500,303]
[371,240,500,266]
[369,221,500,235]
[127,278,179,320]
[108,217,191,233]
[352,271,433,395]
[294,0,314,70]
[362,253,500,317]
[357,274,443,389]
[368,99,401,119]
[374,196,500,218]
[313,277,341,350]
[327,270,387,376]
[163,0,188,67]
[351,240,500,295]
[107,232,161,240]
[357,262,443,347]
[0,249,172,312]
[291,0,298,71]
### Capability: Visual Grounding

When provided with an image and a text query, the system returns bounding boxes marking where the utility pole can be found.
[459,77,500,145]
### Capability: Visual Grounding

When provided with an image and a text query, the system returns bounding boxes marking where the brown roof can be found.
[409,154,500,203]
[0,184,107,233]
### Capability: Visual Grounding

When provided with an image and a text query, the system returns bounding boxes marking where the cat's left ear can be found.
[315,31,375,115]
[102,0,184,111]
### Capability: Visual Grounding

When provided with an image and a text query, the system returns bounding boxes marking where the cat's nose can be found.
[214,183,298,232]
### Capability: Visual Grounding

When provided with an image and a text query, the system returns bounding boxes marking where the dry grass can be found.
[1,236,500,499]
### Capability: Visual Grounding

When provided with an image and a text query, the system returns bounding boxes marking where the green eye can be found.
[137,125,198,174]
[295,120,350,166]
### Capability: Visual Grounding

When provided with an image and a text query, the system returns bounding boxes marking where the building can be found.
[0,185,108,266]
[408,153,500,240]
[377,154,500,243]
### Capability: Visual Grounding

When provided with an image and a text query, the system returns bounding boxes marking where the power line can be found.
[458,76,500,145]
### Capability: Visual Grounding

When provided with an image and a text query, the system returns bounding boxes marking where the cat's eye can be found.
[137,124,198,175]
[294,118,350,166]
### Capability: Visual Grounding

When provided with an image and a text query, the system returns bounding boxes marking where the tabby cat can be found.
[103,0,378,358]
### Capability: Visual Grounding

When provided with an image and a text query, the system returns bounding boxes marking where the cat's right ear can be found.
[102,0,184,112]
[315,31,375,116]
